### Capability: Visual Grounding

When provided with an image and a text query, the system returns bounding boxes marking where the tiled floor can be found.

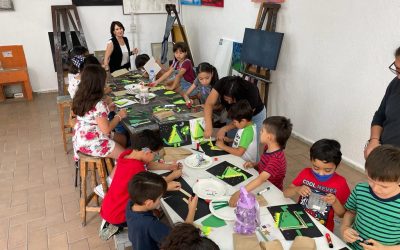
[0,92,366,249]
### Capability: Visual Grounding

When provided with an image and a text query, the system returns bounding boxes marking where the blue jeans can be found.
[171,70,198,96]
[108,111,130,147]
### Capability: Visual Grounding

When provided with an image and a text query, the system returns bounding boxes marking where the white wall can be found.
[0,0,168,92]
[181,0,400,169]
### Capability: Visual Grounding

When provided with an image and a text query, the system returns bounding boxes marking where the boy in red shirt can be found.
[283,139,350,232]
[99,130,182,240]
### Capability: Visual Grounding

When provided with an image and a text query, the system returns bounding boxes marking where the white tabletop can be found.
[157,145,348,250]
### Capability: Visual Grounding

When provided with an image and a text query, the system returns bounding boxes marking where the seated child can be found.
[283,139,350,232]
[229,116,292,206]
[152,42,196,93]
[99,130,182,240]
[341,145,400,249]
[160,223,219,250]
[183,62,219,105]
[127,171,198,250]
[135,53,167,80]
[216,100,258,163]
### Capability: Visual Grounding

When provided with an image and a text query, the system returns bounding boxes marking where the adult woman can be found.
[103,21,136,73]
[364,47,400,159]
[204,76,266,158]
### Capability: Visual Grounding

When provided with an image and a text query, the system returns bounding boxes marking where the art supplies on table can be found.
[259,240,284,250]
[113,90,127,97]
[153,110,175,122]
[135,92,156,99]
[232,233,260,250]
[111,68,129,77]
[189,117,205,142]
[192,179,226,200]
[184,154,212,169]
[209,196,235,221]
[206,161,253,186]
[290,236,316,250]
[159,121,191,147]
[143,56,161,76]
[267,204,322,240]
[201,215,226,228]
[164,90,176,95]
[163,147,192,162]
[162,175,211,221]
[114,98,137,108]
[200,139,229,156]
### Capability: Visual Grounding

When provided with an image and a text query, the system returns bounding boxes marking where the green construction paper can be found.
[121,80,134,83]
[173,99,186,105]
[201,215,226,228]
[114,100,128,105]
[164,90,176,95]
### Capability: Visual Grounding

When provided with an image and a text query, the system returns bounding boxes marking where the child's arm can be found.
[153,66,174,85]
[166,68,186,91]
[340,210,359,243]
[185,195,198,223]
[229,171,270,207]
[183,83,197,102]
[243,161,257,168]
[283,183,311,198]
[216,140,246,157]
[322,194,346,217]
[163,169,182,183]
[96,109,127,134]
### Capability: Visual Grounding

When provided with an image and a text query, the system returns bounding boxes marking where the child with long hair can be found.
[183,62,218,105]
[72,64,127,163]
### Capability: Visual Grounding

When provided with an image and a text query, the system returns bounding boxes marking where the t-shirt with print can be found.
[126,200,170,250]
[100,149,146,225]
[232,123,257,162]
[172,59,195,83]
[257,145,286,190]
[344,183,400,250]
[292,168,350,231]
[194,78,212,104]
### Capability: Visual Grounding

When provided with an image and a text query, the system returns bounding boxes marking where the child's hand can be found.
[215,140,225,148]
[297,185,311,197]
[243,161,257,169]
[216,128,226,141]
[204,126,213,139]
[148,82,157,87]
[108,102,116,112]
[341,226,359,243]
[188,195,198,212]
[104,86,112,94]
[170,169,182,179]
[359,239,384,250]
[229,191,240,207]
[168,162,182,170]
[167,181,181,191]
[321,193,337,205]
[117,109,127,119]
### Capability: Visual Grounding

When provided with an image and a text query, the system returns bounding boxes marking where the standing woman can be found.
[103,21,136,73]
[364,46,400,159]
[204,76,266,159]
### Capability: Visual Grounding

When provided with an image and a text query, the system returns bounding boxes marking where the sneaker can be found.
[99,222,119,241]
[94,177,112,199]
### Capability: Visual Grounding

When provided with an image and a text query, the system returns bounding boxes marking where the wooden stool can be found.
[57,95,73,153]
[78,152,114,226]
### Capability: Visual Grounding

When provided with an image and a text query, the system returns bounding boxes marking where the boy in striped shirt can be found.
[229,116,293,206]
[341,145,400,250]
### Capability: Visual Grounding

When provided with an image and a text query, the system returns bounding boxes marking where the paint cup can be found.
[139,87,149,105]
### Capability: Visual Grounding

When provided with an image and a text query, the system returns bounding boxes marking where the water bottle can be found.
[149,69,155,83]
[139,86,149,105]
[234,187,260,234]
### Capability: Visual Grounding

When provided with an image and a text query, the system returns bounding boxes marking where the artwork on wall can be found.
[231,42,243,76]
[72,0,122,6]
[0,0,14,10]
[202,0,223,7]
[181,0,201,5]
[123,0,179,14]
[251,0,284,2]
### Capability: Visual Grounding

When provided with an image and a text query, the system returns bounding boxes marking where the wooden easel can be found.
[243,3,281,110]
[51,5,87,95]
[165,4,194,64]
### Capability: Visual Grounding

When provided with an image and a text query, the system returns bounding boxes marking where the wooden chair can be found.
[0,45,33,101]
[78,152,114,226]
[56,95,74,153]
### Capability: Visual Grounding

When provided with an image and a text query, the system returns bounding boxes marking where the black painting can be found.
[72,0,122,6]
[206,161,252,186]
[200,140,229,157]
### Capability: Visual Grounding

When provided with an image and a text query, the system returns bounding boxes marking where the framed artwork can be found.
[202,0,223,7]
[231,42,244,76]
[181,0,201,5]
[123,0,179,14]
[72,0,122,6]
[0,0,14,10]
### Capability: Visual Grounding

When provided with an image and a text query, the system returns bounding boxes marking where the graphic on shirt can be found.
[299,180,335,226]
[268,204,322,240]
[160,121,191,147]
[206,161,253,186]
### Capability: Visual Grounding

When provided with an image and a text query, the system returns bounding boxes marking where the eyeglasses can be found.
[389,62,400,75]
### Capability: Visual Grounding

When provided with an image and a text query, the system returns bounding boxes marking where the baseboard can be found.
[34,89,58,94]
[291,131,365,174]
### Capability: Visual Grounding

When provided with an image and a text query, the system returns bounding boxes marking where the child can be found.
[160,223,219,250]
[67,46,88,97]
[215,100,258,163]
[183,62,219,105]
[127,171,198,250]
[135,53,167,80]
[341,145,400,249]
[99,130,182,240]
[152,42,195,93]
[68,54,101,98]
[229,116,292,206]
[72,64,127,162]
[283,139,350,232]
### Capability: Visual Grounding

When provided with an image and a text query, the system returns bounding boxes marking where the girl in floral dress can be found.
[72,65,127,170]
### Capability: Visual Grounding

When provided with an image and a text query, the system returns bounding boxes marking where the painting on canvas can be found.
[181,0,201,5]
[202,0,223,7]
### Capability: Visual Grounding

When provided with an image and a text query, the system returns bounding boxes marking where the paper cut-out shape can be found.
[160,121,192,147]
[201,215,227,228]
[164,90,176,95]
[206,161,252,186]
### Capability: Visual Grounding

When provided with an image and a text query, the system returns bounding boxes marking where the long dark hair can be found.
[219,76,250,100]
[72,64,106,116]
[197,62,219,87]
[110,21,125,38]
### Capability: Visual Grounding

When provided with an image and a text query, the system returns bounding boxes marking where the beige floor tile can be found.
[48,233,68,250]
[8,224,27,249]
[69,239,90,250]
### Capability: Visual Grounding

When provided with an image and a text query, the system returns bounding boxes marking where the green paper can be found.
[115,100,128,105]
[164,90,176,95]
[201,215,226,228]
[173,99,186,105]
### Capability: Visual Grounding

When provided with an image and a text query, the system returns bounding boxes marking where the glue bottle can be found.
[234,187,259,234]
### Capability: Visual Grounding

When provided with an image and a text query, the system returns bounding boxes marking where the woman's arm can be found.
[364,125,383,159]
[103,42,114,70]
[204,89,219,138]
